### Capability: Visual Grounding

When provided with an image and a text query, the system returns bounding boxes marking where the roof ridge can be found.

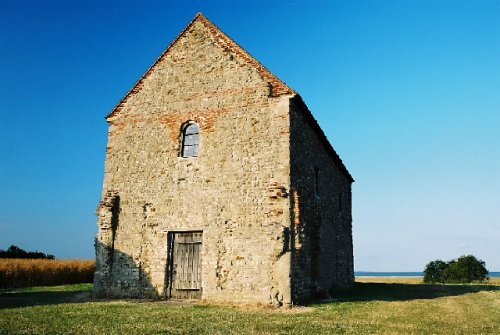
[292,95,354,183]
[106,13,294,120]
[195,14,294,97]
[106,13,202,119]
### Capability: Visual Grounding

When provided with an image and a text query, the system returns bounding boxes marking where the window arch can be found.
[180,122,199,157]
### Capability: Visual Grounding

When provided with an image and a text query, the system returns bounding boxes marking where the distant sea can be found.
[355,271,500,277]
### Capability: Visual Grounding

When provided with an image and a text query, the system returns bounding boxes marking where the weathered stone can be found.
[95,13,354,305]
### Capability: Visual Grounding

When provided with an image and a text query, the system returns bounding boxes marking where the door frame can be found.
[165,230,203,299]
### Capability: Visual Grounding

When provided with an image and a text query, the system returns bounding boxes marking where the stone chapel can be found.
[95,13,354,306]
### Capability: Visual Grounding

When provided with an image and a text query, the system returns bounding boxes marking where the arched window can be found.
[180,122,199,157]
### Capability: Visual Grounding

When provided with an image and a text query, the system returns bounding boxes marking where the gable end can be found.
[291,95,354,183]
[106,13,294,120]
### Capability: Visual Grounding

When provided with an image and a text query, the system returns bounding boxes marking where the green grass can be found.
[0,283,94,309]
[0,280,498,335]
[1,283,93,293]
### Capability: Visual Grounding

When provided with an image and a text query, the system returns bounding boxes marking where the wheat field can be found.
[0,259,95,288]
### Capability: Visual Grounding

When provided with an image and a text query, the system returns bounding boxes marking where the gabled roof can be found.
[105,13,353,182]
[291,95,354,183]
[106,13,294,120]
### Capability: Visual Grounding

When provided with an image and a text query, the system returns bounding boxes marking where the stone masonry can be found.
[95,13,354,306]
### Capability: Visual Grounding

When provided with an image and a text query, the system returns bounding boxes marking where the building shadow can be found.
[316,282,499,303]
[1,244,160,309]
[3,279,498,309]
[0,288,94,309]
[94,242,158,299]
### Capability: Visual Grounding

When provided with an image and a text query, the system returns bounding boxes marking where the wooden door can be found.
[167,231,202,299]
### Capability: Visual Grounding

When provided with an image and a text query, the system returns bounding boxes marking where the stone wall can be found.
[289,97,354,303]
[95,14,353,306]
[95,19,293,305]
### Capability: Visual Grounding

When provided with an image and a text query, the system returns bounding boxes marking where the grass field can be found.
[0,278,498,335]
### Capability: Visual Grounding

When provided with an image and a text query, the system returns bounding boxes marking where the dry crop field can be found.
[0,259,95,288]
[356,276,424,284]
[0,277,499,335]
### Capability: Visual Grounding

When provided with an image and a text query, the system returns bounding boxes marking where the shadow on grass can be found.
[2,282,499,309]
[326,282,499,303]
[0,289,94,309]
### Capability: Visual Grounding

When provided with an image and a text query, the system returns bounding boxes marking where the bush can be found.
[423,260,447,283]
[0,259,95,288]
[423,255,488,284]
[444,255,489,283]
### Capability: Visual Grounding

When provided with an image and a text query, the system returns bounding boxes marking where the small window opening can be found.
[180,122,199,158]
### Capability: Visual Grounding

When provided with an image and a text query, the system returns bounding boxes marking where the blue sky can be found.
[1,0,499,271]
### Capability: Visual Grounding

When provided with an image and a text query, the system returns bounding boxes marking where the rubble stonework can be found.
[95,13,354,305]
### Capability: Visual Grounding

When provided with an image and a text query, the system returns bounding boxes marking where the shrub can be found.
[444,255,489,283]
[423,260,447,283]
[0,259,95,288]
[423,255,488,284]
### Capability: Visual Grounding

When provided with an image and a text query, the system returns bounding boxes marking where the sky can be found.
[0,0,499,271]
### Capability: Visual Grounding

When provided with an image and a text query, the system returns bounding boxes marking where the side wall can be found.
[289,97,354,303]
[94,20,292,305]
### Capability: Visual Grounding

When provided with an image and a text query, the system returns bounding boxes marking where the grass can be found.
[0,284,93,309]
[0,278,498,334]
[1,283,93,293]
